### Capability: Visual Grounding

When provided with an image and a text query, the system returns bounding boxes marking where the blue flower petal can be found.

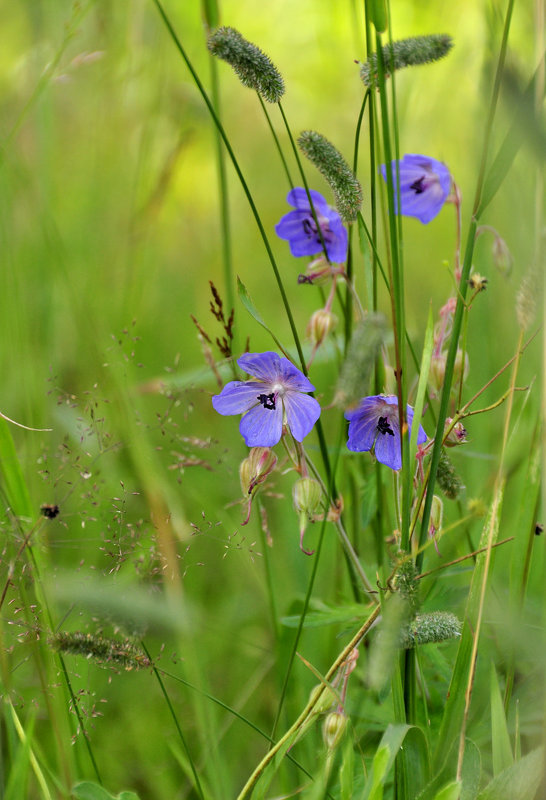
[381,154,451,224]
[374,428,402,470]
[286,187,329,211]
[212,381,269,415]
[283,392,321,442]
[277,358,315,392]
[237,352,280,381]
[239,404,283,447]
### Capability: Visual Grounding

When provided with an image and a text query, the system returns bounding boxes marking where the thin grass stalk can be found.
[455,328,523,779]
[417,0,515,571]
[348,88,370,348]
[142,642,206,800]
[209,52,235,317]
[257,95,295,189]
[237,603,382,799]
[151,0,306,371]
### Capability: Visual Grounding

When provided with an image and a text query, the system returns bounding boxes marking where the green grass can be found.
[0,1,543,798]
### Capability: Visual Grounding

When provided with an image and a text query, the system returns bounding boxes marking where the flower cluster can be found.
[213,354,427,472]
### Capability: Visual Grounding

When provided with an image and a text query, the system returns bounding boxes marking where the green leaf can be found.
[339,735,355,800]
[0,417,33,519]
[476,747,543,800]
[281,602,367,628]
[363,724,411,800]
[490,664,513,774]
[433,783,461,800]
[400,726,431,798]
[370,0,387,32]
[237,276,292,359]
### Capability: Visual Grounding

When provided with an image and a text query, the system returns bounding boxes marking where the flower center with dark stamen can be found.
[257,393,276,410]
[377,416,394,436]
[410,175,426,194]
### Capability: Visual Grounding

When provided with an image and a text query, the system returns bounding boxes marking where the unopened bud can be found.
[453,349,469,386]
[308,684,337,715]
[240,447,277,496]
[307,309,337,346]
[492,235,513,277]
[429,352,446,395]
[293,478,322,555]
[444,417,467,446]
[323,711,348,750]
[429,495,443,537]
[293,478,322,517]
[298,257,337,286]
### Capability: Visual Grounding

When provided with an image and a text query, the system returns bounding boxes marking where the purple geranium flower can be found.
[381,154,452,224]
[212,352,321,447]
[345,395,427,471]
[275,188,348,263]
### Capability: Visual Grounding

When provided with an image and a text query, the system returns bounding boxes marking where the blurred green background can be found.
[0,1,542,797]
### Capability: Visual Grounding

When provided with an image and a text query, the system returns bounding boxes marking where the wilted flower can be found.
[381,154,451,224]
[345,395,427,471]
[212,352,321,447]
[275,188,348,263]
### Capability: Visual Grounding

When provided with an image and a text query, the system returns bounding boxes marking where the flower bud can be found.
[492,235,513,277]
[429,495,444,537]
[444,417,467,446]
[307,309,338,346]
[428,352,447,395]
[298,257,337,286]
[240,447,277,496]
[293,478,322,517]
[322,711,348,750]
[293,478,322,555]
[454,349,469,383]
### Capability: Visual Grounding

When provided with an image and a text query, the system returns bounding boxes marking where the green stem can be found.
[151,0,306,371]
[257,95,295,188]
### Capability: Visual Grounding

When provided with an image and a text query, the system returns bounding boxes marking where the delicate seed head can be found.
[492,235,513,277]
[239,447,277,496]
[49,631,151,671]
[394,555,419,616]
[207,27,285,103]
[436,449,464,500]
[307,309,338,346]
[297,130,362,223]
[360,34,454,88]
[400,611,462,648]
[323,711,348,750]
[516,265,538,330]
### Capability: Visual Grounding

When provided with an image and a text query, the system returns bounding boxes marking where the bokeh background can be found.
[0,1,542,797]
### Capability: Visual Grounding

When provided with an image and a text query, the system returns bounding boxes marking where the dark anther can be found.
[41,503,60,519]
[410,176,426,194]
[298,274,313,284]
[302,219,316,235]
[377,416,394,436]
[257,393,276,410]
